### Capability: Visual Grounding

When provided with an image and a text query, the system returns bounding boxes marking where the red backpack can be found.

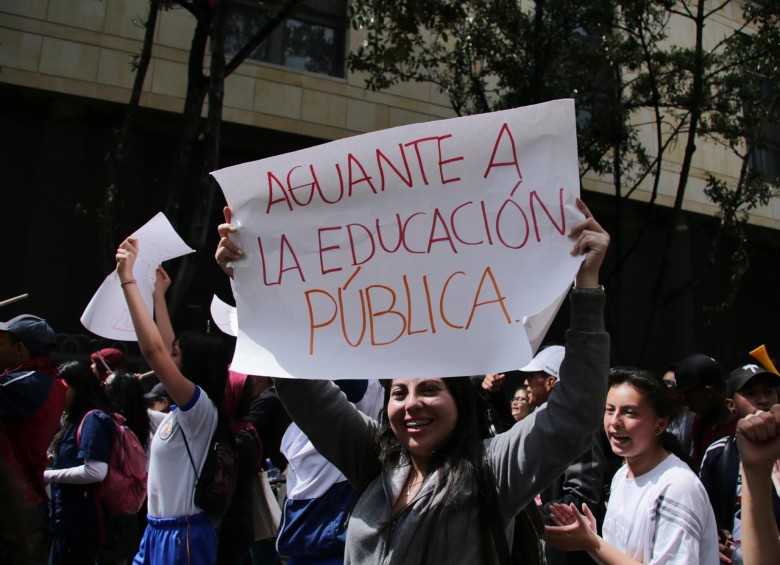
[77,410,148,516]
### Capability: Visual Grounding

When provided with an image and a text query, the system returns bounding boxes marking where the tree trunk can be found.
[168,0,228,318]
[639,0,707,365]
[163,7,211,229]
[165,0,305,318]
[103,0,161,271]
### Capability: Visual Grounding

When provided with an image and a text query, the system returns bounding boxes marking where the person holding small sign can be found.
[215,198,609,564]
[116,240,229,565]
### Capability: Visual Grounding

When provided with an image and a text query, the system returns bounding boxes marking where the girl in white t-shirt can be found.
[117,240,229,565]
[545,367,720,564]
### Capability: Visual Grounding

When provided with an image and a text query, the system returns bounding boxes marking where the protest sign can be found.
[212,99,583,379]
[81,213,194,340]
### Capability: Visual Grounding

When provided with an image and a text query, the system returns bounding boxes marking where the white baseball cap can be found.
[519,345,565,380]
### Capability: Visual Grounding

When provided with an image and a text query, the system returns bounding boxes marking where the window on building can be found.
[226,0,348,78]
[752,127,780,181]
[749,82,780,182]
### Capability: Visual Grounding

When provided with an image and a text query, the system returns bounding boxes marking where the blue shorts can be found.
[133,513,216,565]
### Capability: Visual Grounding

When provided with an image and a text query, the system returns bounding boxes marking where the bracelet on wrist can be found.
[120,280,137,288]
[572,283,605,293]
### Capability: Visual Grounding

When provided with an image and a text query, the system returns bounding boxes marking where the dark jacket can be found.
[700,433,780,537]
[244,387,291,470]
[539,431,609,565]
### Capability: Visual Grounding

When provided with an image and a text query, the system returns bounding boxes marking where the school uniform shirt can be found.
[146,387,217,518]
[602,453,719,564]
[49,411,113,536]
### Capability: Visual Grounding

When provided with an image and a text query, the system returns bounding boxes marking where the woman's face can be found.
[171,341,183,370]
[604,383,668,462]
[510,388,533,421]
[387,378,458,464]
[63,385,77,412]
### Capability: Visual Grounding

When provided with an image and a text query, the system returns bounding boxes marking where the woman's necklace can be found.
[406,476,424,496]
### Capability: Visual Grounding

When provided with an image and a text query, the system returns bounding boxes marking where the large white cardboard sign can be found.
[212,99,583,379]
[81,213,195,340]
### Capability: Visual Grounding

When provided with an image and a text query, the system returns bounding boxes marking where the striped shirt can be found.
[603,453,719,564]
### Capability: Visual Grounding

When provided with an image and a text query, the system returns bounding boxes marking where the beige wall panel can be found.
[306,74,351,97]
[299,121,349,141]
[386,79,434,104]
[221,105,254,128]
[0,28,43,71]
[346,98,389,133]
[749,198,773,226]
[103,0,151,40]
[0,12,45,35]
[157,6,195,50]
[0,67,42,91]
[224,72,255,111]
[251,112,302,134]
[255,80,302,120]
[388,107,432,128]
[97,47,151,90]
[39,36,99,81]
[301,89,347,128]
[48,0,106,31]
[429,85,450,109]
[664,12,696,52]
[2,0,48,19]
[150,58,187,98]
[703,19,736,52]
[144,91,185,113]
[690,143,741,182]
[47,25,103,46]
[34,74,102,99]
[770,196,780,225]
[246,62,306,87]
[249,111,347,141]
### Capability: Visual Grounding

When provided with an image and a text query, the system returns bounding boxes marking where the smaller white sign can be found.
[80,213,194,340]
[210,294,238,337]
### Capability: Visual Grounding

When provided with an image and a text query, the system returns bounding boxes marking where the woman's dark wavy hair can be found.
[608,366,696,471]
[105,371,150,450]
[174,330,230,408]
[51,361,115,453]
[376,377,501,562]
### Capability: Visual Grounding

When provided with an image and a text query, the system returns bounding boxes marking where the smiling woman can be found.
[217,198,612,564]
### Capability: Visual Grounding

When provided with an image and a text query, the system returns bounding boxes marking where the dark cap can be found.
[727,364,780,396]
[672,354,724,392]
[0,314,56,356]
[144,382,171,401]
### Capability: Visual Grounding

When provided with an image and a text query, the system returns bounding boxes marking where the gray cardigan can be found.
[275,289,609,564]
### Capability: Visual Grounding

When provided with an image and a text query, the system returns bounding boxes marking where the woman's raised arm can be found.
[116,237,194,407]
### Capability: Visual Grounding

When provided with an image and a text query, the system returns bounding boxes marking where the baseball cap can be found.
[727,364,780,396]
[144,382,171,401]
[519,346,565,380]
[0,314,57,356]
[672,354,724,392]
[90,348,126,378]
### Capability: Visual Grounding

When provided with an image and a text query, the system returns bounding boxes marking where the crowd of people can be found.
[0,199,778,564]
